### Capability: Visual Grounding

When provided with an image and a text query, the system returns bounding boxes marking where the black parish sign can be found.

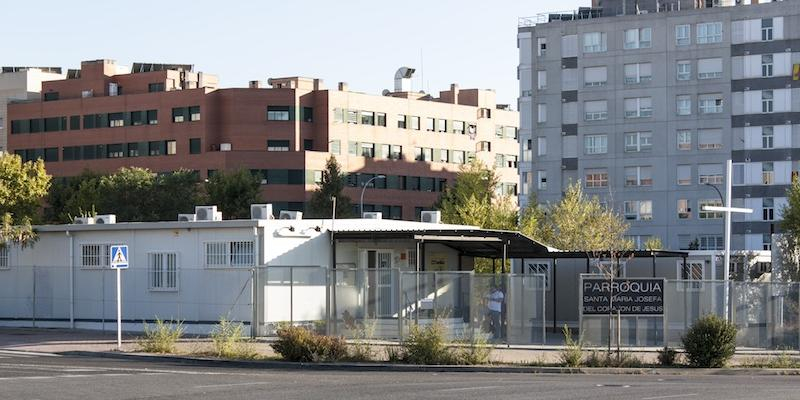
[581,278,665,315]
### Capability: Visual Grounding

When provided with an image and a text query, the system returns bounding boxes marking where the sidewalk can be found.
[1,327,797,368]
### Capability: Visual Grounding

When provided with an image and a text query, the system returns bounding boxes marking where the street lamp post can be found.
[359,175,386,217]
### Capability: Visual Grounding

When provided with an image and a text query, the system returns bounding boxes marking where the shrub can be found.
[452,336,492,365]
[271,325,348,362]
[585,351,643,368]
[559,325,583,368]
[657,346,679,366]
[682,315,737,368]
[385,345,403,363]
[347,321,376,362]
[138,318,184,353]
[400,322,455,365]
[210,318,258,359]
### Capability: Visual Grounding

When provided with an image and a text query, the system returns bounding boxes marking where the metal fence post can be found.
[289,266,294,326]
[32,266,36,328]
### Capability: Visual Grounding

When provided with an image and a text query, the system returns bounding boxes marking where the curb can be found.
[58,351,800,376]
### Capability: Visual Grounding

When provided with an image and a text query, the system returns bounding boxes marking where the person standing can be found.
[487,285,505,340]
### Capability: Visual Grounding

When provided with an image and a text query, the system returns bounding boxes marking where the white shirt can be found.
[488,290,504,312]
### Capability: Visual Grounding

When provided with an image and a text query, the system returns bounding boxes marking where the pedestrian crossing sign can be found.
[109,245,129,269]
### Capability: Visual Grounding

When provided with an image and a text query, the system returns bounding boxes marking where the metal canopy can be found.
[332,228,687,259]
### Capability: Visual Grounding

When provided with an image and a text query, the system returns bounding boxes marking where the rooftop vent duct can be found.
[394,67,415,92]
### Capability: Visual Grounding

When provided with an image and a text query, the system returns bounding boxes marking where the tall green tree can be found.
[437,159,499,224]
[98,167,157,221]
[152,169,203,221]
[778,180,800,281]
[306,156,354,218]
[0,153,51,246]
[205,168,262,219]
[45,171,103,223]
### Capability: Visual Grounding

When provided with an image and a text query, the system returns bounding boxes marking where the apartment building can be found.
[6,60,519,220]
[0,66,65,152]
[518,0,799,252]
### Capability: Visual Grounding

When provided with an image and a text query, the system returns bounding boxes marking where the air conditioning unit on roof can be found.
[421,211,441,224]
[94,214,116,224]
[73,217,95,225]
[251,204,274,220]
[178,214,196,222]
[195,206,222,221]
[279,210,303,220]
[362,212,382,219]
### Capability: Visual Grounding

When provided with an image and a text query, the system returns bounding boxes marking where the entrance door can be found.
[365,250,394,318]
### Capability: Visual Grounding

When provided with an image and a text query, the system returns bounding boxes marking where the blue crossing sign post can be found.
[109,245,129,350]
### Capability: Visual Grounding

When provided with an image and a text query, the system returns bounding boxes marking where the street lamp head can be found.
[377,175,386,179]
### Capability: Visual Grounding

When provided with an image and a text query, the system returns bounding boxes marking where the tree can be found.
[98,167,157,222]
[305,156,354,218]
[205,168,262,219]
[0,153,51,246]
[437,159,498,224]
[151,169,203,221]
[45,171,103,223]
[778,180,800,281]
[643,237,663,251]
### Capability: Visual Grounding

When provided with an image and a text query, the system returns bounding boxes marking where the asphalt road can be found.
[0,350,798,400]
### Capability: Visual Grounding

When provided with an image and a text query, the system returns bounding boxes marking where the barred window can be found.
[525,262,551,290]
[0,245,8,269]
[206,241,255,267]
[149,253,178,290]
[81,244,110,268]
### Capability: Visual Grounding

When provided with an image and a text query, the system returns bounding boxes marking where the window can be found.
[762,90,774,113]
[699,94,723,114]
[537,104,547,123]
[699,235,723,250]
[189,106,200,121]
[583,32,607,53]
[148,141,165,156]
[537,37,547,56]
[762,235,772,251]
[304,139,313,151]
[410,116,420,130]
[584,134,608,154]
[583,66,607,87]
[360,111,375,125]
[205,241,255,267]
[762,54,773,77]
[677,261,705,290]
[624,200,653,221]
[452,150,465,164]
[763,198,775,221]
[585,168,608,188]
[676,165,692,186]
[43,91,59,101]
[625,166,653,186]
[733,163,744,185]
[148,253,178,291]
[697,58,723,79]
[762,162,774,185]
[147,110,158,125]
[699,164,724,184]
[624,97,652,118]
[699,199,723,219]
[676,24,690,45]
[108,113,124,127]
[697,22,722,44]
[414,147,433,161]
[453,120,465,134]
[172,107,186,123]
[762,18,773,41]
[70,115,80,130]
[437,119,447,132]
[425,117,435,131]
[537,137,547,156]
[677,130,692,150]
[698,128,723,150]
[677,95,692,115]
[376,112,386,127]
[302,107,313,122]
[267,140,290,151]
[624,63,652,84]
[127,143,140,158]
[537,170,547,190]
[584,100,608,121]
[81,244,110,268]
[267,106,291,121]
[624,131,652,152]
[106,144,124,158]
[397,114,407,129]
[678,199,691,219]
[677,60,691,81]
[189,138,201,154]
[525,262,551,290]
[360,142,375,158]
[329,140,341,155]
[624,27,652,49]
[537,70,547,90]
[0,245,7,269]
[148,82,165,92]
[762,126,774,149]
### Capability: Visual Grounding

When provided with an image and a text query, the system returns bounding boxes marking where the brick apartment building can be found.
[7,59,519,220]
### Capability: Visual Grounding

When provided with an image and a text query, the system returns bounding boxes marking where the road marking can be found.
[195,382,271,389]
[642,394,698,400]
[438,385,503,392]
[0,349,60,357]
[0,372,137,381]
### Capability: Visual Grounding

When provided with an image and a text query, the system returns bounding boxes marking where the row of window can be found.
[266,106,314,122]
[332,108,513,138]
[15,140,180,163]
[9,107,199,135]
[578,22,721,55]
